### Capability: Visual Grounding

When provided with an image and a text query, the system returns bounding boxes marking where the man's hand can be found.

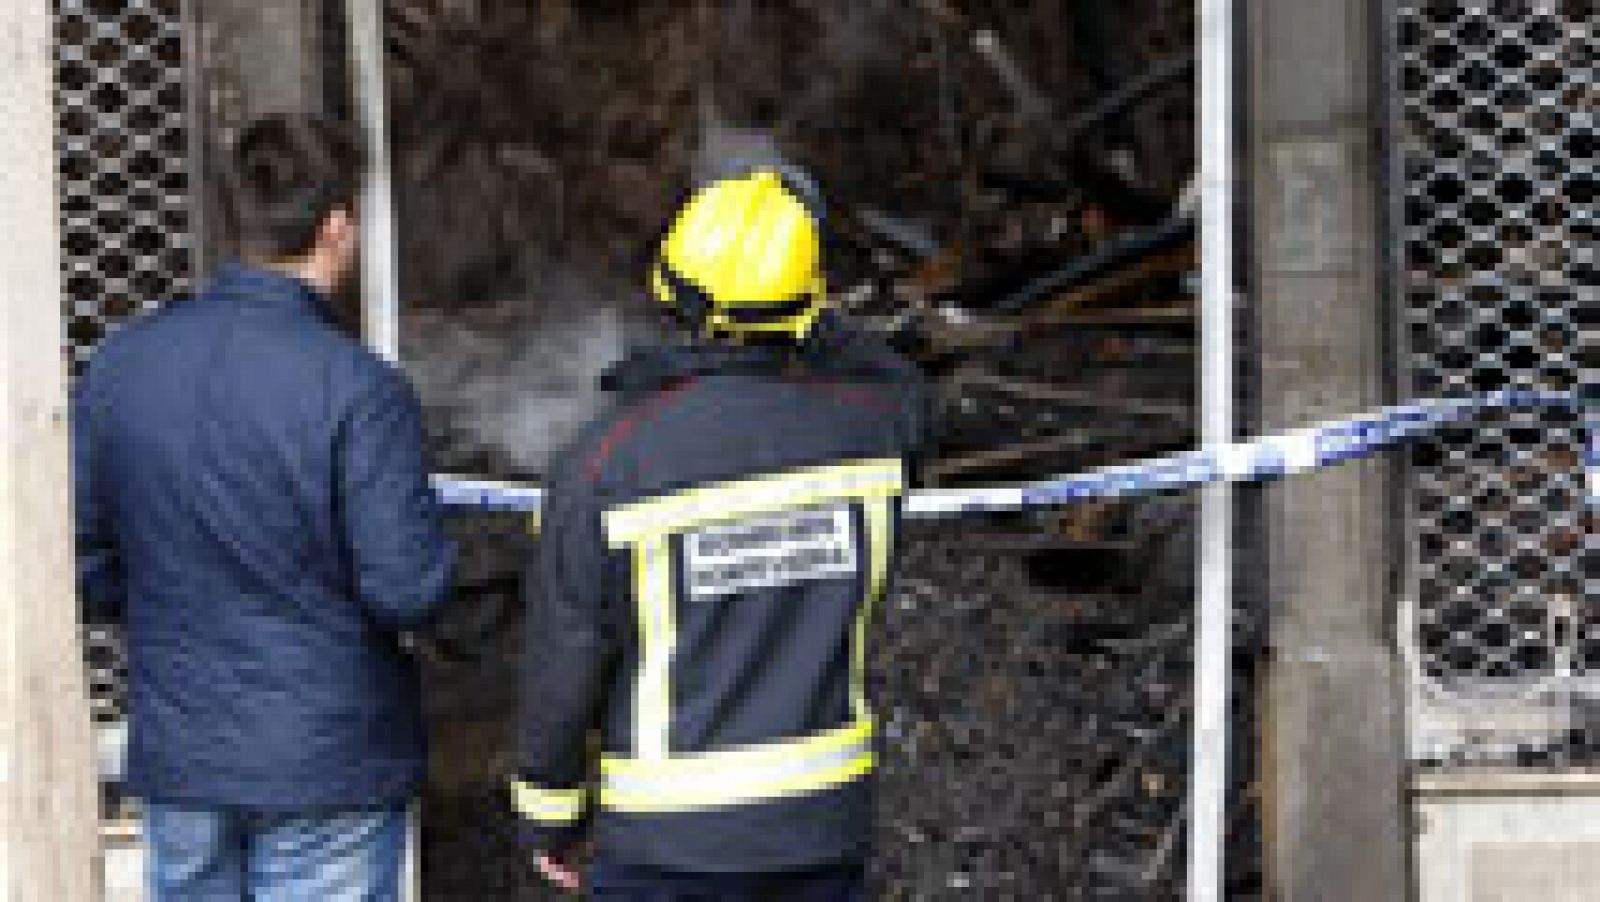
[535,850,584,893]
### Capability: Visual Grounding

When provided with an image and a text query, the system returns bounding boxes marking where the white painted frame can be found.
[343,3,413,899]
[1187,0,1234,899]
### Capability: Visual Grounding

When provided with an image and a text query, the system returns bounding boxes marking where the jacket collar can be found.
[600,342,792,398]
[206,260,337,324]
[600,312,894,399]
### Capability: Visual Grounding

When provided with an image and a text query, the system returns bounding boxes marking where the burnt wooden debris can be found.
[376,2,1268,899]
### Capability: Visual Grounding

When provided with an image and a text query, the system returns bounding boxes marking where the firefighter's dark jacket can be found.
[72,262,455,809]
[516,312,926,872]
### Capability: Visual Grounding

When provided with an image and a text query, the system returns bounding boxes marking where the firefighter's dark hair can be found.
[222,114,363,260]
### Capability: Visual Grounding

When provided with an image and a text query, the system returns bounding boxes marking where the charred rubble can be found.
[381,2,1262,898]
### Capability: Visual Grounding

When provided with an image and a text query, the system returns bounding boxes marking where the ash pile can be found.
[383,2,1262,898]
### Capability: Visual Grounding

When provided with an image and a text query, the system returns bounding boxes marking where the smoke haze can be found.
[402,270,640,476]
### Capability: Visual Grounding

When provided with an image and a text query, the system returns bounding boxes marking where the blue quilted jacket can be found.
[73,262,455,809]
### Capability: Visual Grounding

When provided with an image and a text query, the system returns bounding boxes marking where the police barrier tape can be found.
[92,392,1595,785]
[433,390,1597,518]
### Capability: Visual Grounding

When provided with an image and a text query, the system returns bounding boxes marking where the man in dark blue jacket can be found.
[73,114,455,900]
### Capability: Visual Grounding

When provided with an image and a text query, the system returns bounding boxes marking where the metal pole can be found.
[345,0,401,362]
[1187,0,1233,897]
[343,4,415,899]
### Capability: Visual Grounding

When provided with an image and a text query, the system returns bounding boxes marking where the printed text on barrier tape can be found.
[433,392,1596,518]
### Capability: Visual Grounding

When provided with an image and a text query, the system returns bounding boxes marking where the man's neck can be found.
[260,256,337,297]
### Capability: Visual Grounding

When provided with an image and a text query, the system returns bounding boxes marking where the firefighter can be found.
[514,169,926,900]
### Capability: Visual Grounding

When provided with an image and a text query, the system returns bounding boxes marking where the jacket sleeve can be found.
[337,366,456,631]
[513,448,619,853]
[72,372,125,618]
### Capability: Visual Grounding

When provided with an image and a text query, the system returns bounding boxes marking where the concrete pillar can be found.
[1247,0,1412,898]
[196,0,331,126]
[0,1,102,899]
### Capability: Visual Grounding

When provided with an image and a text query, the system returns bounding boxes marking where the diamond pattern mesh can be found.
[57,0,193,372]
[56,0,195,736]
[1399,0,1597,766]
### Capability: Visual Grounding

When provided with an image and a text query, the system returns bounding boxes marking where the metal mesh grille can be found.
[1399,0,1597,766]
[55,0,194,741]
[57,0,193,371]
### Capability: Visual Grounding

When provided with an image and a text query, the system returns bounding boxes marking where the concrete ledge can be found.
[1413,770,1600,798]
[1414,788,1600,901]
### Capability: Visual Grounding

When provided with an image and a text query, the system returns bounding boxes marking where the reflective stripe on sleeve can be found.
[600,719,874,813]
[511,781,586,824]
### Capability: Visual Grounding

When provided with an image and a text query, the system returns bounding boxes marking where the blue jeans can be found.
[144,803,408,901]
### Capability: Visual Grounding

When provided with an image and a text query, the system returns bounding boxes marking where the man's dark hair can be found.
[222,114,363,260]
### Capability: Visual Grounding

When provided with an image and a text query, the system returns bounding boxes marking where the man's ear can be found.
[319,205,356,251]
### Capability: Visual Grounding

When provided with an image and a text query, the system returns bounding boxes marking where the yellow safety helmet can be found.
[653,170,826,341]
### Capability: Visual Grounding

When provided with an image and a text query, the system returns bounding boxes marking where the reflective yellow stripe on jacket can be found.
[601,720,875,813]
[511,780,586,824]
[631,536,675,761]
[854,496,894,723]
[603,459,904,545]
[600,459,903,811]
